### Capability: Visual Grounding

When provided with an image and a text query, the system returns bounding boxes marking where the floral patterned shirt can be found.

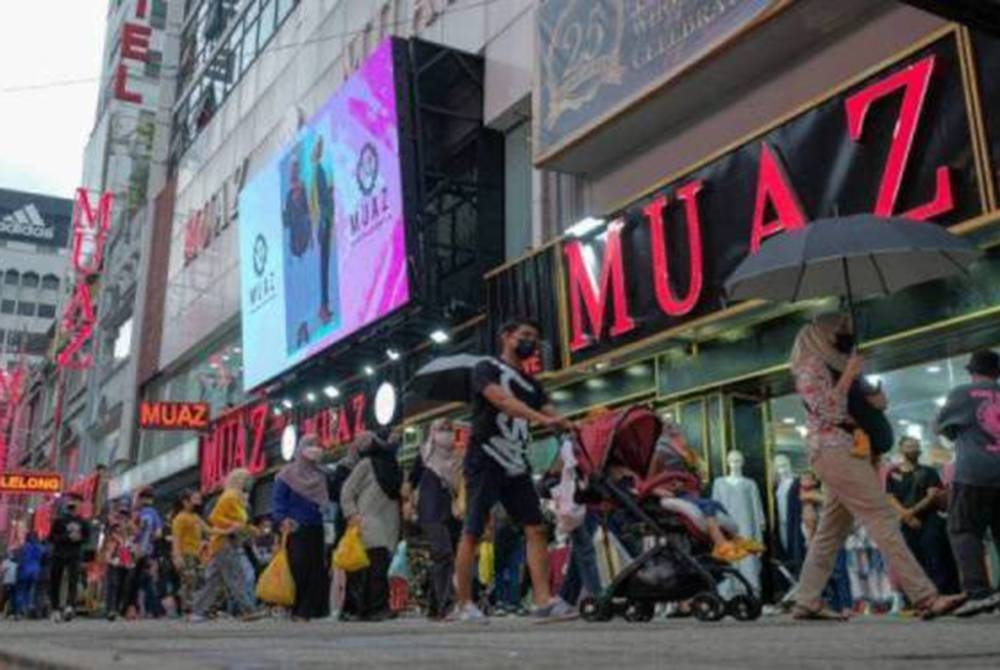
[793,354,853,452]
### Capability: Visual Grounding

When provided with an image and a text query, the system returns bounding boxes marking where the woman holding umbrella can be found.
[788,313,965,620]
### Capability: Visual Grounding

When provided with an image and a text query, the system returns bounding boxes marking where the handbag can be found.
[255,531,295,607]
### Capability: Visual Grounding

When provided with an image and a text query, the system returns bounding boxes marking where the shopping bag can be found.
[255,534,296,607]
[478,540,495,586]
[333,524,370,573]
[388,541,411,581]
[553,438,586,534]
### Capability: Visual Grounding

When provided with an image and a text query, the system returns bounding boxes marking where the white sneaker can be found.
[546,598,577,619]
[188,613,208,623]
[449,602,488,624]
[63,607,74,622]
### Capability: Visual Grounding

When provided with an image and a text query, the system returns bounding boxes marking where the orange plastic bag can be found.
[333,525,370,573]
[256,534,295,607]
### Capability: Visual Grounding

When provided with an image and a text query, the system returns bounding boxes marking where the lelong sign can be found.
[0,472,62,495]
[558,34,984,364]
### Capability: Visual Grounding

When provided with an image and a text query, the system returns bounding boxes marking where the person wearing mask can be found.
[171,490,207,615]
[885,437,958,595]
[49,495,90,622]
[190,468,262,622]
[14,532,45,619]
[415,418,463,619]
[273,434,331,621]
[937,349,1000,617]
[452,318,574,622]
[124,488,165,618]
[789,313,964,620]
[1,551,17,617]
[99,515,133,621]
[340,432,402,621]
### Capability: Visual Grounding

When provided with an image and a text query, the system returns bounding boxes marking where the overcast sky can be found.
[0,2,106,197]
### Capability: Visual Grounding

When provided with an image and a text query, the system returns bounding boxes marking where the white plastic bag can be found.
[553,439,586,534]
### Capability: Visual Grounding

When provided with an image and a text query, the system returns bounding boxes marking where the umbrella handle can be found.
[842,257,860,338]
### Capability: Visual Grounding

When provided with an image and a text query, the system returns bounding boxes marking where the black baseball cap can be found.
[966,350,1000,378]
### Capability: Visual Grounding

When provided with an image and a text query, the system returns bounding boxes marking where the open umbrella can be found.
[724,215,981,328]
[406,354,491,405]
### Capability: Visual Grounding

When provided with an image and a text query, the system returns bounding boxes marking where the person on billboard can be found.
[283,155,313,347]
[309,135,337,326]
[451,318,575,622]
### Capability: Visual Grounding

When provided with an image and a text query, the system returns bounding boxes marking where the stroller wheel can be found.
[580,597,612,623]
[691,592,726,622]
[726,595,762,622]
[623,601,655,623]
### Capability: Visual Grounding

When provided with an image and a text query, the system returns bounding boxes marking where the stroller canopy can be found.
[575,406,663,479]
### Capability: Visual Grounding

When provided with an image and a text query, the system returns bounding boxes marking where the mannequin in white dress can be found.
[712,450,766,593]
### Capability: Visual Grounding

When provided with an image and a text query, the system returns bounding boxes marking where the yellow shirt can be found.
[171,511,202,558]
[208,489,248,555]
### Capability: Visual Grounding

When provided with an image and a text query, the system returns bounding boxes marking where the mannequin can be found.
[774,455,795,555]
[712,450,766,593]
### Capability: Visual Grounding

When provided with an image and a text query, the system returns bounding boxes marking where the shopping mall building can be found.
[51,0,998,589]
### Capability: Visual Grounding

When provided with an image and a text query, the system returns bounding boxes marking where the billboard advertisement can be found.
[239,39,410,390]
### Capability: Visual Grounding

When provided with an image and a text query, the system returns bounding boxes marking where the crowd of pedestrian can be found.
[1,316,997,626]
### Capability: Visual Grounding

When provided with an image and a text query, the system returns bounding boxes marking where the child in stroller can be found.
[573,406,763,623]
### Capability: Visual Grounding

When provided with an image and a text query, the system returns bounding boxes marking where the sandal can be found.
[791,605,849,621]
[916,594,966,620]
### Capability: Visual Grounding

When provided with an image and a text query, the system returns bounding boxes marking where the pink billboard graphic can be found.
[239,39,410,389]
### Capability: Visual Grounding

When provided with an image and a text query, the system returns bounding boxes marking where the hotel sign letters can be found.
[560,36,983,363]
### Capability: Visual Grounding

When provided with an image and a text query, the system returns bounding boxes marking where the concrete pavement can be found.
[0,613,998,669]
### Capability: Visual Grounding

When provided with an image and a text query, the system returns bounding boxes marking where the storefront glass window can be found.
[138,331,247,462]
[768,350,993,476]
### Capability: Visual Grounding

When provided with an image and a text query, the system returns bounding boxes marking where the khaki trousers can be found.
[796,445,937,609]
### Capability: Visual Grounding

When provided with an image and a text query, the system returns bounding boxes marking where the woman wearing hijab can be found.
[416,418,463,619]
[340,432,402,621]
[190,468,261,622]
[273,434,331,621]
[790,313,964,620]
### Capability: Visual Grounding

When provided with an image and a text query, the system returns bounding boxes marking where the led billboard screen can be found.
[239,38,410,389]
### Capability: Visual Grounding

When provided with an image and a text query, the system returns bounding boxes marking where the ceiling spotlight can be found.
[323,385,340,399]
[364,365,375,376]
[430,329,449,344]
[935,396,947,408]
[566,216,605,238]
[233,347,241,353]
[782,418,796,425]
[306,392,317,403]
[273,407,282,416]
[926,365,942,374]
[386,348,401,361]
[281,398,293,409]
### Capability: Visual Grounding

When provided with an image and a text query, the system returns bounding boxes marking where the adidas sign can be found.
[0,203,55,240]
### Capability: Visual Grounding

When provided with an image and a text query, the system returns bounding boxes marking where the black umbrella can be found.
[724,215,981,328]
[406,354,491,404]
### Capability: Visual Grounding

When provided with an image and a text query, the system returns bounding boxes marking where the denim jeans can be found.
[560,513,602,604]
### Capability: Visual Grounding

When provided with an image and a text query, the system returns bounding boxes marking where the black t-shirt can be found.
[469,358,549,477]
[885,465,941,519]
[50,514,89,558]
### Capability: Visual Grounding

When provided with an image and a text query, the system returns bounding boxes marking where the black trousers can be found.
[49,555,80,611]
[902,514,960,595]
[345,547,390,619]
[319,222,332,310]
[948,483,1000,599]
[422,522,455,617]
[105,565,128,615]
[287,525,330,619]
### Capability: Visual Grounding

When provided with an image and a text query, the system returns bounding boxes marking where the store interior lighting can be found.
[566,216,605,238]
[305,392,317,403]
[430,329,450,344]
[282,398,293,409]
[386,348,401,361]
[272,407,282,416]
[323,385,340,399]
[364,365,375,376]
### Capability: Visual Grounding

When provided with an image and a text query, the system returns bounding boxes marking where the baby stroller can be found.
[572,406,762,623]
